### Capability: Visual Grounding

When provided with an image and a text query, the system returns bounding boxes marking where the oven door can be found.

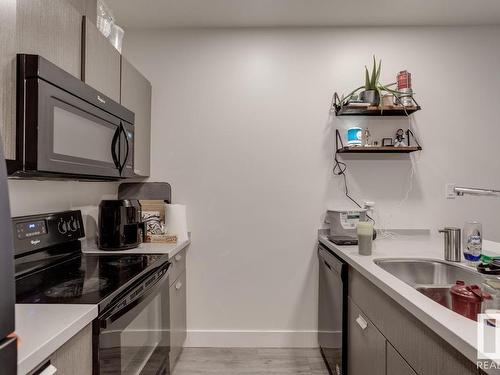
[95,262,170,375]
[25,78,124,178]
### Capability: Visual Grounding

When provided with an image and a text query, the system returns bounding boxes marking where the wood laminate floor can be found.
[172,348,330,374]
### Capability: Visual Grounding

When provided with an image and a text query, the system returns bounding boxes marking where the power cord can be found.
[372,115,419,238]
[333,151,375,225]
[332,113,420,235]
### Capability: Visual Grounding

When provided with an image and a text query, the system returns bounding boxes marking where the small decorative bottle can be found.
[362,128,372,147]
[463,221,482,264]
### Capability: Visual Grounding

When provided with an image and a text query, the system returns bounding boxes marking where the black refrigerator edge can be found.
[0,139,17,374]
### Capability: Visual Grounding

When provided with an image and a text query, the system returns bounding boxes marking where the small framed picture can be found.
[382,138,393,147]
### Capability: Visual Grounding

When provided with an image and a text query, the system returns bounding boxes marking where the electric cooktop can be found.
[16,253,165,310]
[13,210,168,313]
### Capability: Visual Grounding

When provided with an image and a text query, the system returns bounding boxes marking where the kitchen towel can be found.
[165,204,189,243]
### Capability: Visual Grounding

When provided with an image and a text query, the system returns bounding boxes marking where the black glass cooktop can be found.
[16,253,166,311]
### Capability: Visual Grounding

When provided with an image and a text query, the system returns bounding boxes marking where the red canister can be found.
[397,70,412,90]
[450,281,491,321]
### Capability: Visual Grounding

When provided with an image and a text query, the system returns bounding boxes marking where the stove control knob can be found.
[57,219,68,234]
[68,217,78,232]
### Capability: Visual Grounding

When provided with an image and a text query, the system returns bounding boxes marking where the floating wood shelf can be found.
[334,105,421,117]
[335,129,422,155]
[337,146,421,154]
[331,92,421,117]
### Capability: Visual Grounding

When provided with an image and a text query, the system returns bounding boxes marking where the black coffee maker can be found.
[98,199,145,250]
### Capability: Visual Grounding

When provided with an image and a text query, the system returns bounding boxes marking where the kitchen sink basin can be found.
[374,258,486,309]
[374,258,484,286]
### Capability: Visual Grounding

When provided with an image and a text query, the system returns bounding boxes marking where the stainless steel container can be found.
[438,227,462,262]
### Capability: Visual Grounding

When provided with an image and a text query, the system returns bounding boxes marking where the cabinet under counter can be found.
[16,304,97,375]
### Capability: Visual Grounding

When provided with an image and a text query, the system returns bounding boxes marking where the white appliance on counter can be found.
[325,209,368,245]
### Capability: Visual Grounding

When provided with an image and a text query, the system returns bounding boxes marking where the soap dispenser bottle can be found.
[463,221,482,263]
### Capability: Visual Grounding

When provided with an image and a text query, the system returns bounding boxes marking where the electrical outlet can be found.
[445,183,456,199]
[363,201,375,209]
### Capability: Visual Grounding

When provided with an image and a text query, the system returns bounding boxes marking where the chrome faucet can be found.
[450,186,496,262]
[454,186,500,197]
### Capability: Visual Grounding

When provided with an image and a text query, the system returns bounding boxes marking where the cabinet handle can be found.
[175,281,183,290]
[39,364,58,375]
[355,315,368,330]
[175,254,182,262]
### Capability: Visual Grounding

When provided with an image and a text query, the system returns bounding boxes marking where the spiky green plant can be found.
[365,55,381,91]
[337,56,405,108]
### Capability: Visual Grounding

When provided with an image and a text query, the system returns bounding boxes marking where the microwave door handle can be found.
[111,125,121,171]
[119,123,130,174]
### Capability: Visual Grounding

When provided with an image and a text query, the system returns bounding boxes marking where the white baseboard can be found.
[184,330,319,348]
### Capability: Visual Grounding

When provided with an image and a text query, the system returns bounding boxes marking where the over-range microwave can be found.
[8,54,135,180]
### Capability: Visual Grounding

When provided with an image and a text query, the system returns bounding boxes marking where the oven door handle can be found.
[101,262,171,328]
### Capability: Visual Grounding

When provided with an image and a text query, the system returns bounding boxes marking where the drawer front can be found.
[348,268,478,375]
[169,247,187,287]
[348,298,386,375]
[387,342,417,375]
[29,324,92,375]
[51,324,92,375]
[170,271,187,371]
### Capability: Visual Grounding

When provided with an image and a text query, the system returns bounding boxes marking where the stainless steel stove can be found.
[14,210,171,375]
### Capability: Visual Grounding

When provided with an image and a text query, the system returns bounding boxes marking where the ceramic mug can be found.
[347,127,362,146]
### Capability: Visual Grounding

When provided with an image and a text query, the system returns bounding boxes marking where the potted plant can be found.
[337,56,402,107]
[359,57,382,104]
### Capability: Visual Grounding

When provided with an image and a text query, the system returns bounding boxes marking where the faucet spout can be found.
[454,186,500,197]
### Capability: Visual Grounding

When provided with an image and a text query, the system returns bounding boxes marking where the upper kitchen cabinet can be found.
[17,0,83,79]
[121,57,152,177]
[67,0,97,24]
[82,17,121,103]
[0,0,16,160]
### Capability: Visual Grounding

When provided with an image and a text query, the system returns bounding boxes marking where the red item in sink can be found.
[450,281,491,321]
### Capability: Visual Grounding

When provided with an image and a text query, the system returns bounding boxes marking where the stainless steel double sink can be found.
[374,258,487,309]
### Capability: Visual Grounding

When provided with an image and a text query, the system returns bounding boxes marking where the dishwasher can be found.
[318,244,348,375]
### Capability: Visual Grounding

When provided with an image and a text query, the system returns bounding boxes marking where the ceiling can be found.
[105,0,500,29]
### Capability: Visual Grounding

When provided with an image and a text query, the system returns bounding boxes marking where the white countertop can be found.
[16,304,97,375]
[319,232,500,373]
[82,239,190,257]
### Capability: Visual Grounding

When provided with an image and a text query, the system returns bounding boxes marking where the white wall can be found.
[123,26,500,346]
[8,180,117,238]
